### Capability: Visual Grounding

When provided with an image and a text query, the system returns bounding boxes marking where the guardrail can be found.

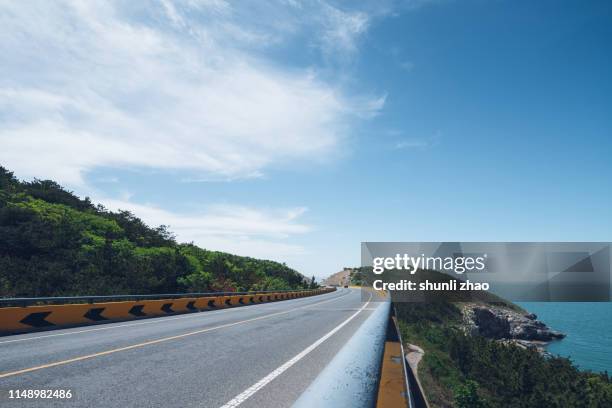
[390,305,430,408]
[293,291,391,408]
[0,288,312,307]
[0,287,335,335]
[377,308,411,408]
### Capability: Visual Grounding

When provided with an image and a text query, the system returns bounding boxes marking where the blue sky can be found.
[1,0,611,279]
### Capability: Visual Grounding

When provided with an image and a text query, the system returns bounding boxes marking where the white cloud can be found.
[319,5,370,57]
[395,131,441,150]
[0,0,384,186]
[0,0,394,267]
[100,198,310,259]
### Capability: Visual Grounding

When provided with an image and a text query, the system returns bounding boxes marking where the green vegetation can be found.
[349,267,365,286]
[0,166,310,297]
[453,380,487,408]
[395,301,612,407]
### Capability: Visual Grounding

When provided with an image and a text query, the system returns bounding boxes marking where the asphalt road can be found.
[0,288,383,408]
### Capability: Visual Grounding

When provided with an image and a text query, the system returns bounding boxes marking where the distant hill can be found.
[323,268,351,286]
[0,166,308,297]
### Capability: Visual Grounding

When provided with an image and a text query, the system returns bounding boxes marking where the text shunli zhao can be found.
[371,254,490,292]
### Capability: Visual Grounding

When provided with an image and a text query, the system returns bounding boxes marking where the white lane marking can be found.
[0,290,348,345]
[218,294,373,408]
[0,290,355,379]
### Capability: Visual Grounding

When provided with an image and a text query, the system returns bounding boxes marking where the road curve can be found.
[0,288,383,407]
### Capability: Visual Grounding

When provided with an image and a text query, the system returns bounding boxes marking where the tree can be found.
[454,380,487,408]
[0,166,18,191]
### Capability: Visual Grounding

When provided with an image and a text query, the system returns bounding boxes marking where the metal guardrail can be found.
[293,296,391,408]
[391,306,416,408]
[0,288,317,307]
[0,288,335,334]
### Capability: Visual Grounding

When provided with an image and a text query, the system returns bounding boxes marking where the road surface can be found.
[0,288,383,407]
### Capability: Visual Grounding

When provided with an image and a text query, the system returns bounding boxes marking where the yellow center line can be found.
[0,289,354,379]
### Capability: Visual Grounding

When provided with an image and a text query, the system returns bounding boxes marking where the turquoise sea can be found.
[517,302,612,374]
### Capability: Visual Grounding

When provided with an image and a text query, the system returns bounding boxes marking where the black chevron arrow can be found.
[208,299,216,308]
[20,312,54,327]
[129,305,146,317]
[249,296,255,304]
[161,303,174,313]
[225,298,232,306]
[84,308,107,321]
[186,301,197,311]
[238,297,246,305]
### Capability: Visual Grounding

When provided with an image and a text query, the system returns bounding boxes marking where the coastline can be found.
[518,302,612,374]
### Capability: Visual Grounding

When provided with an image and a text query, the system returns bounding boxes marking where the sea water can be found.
[518,302,612,374]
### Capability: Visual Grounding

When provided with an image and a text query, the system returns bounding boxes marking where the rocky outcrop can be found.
[470,306,565,342]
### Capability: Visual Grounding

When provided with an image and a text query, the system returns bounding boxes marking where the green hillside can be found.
[395,297,612,407]
[0,166,310,297]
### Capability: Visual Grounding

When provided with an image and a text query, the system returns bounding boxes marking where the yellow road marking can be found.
[0,289,353,379]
